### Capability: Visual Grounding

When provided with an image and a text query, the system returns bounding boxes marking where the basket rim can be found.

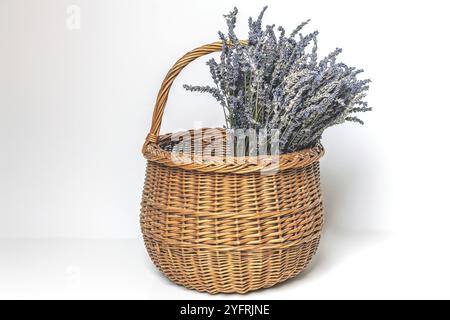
[143,128,324,174]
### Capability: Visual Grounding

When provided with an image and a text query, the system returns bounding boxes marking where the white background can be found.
[1,0,449,299]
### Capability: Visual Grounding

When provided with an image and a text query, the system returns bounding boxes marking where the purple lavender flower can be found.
[184,6,371,153]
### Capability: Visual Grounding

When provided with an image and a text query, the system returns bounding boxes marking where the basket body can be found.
[141,129,324,294]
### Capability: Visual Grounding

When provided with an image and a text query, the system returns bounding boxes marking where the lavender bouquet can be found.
[184,7,371,154]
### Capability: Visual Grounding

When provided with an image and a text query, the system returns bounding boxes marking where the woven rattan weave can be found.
[140,42,325,294]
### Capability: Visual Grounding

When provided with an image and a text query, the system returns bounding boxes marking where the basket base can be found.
[143,236,320,294]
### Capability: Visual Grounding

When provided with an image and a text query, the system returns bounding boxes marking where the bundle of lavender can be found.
[184,7,371,154]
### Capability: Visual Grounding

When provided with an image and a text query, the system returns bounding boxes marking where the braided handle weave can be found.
[142,41,247,153]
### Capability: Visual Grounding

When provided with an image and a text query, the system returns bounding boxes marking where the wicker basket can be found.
[140,42,325,294]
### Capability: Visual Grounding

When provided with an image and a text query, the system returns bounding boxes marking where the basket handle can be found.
[142,40,247,153]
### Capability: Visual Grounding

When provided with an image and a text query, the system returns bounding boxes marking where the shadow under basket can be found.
[140,42,325,294]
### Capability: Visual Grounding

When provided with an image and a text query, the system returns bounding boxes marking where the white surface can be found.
[1,230,448,300]
[1,0,450,299]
